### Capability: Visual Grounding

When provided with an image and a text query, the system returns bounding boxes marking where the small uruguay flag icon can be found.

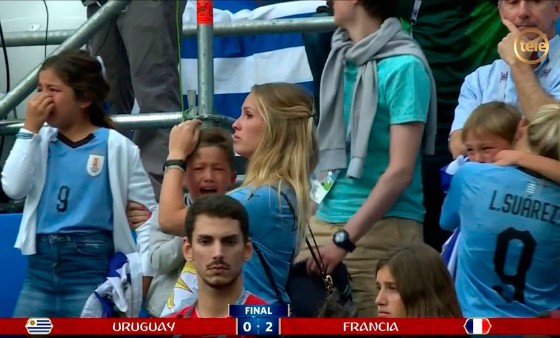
[25,318,53,335]
[464,318,492,335]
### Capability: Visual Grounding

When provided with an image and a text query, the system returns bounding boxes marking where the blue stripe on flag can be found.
[464,318,491,335]
[465,318,474,334]
[213,0,257,13]
[181,32,306,59]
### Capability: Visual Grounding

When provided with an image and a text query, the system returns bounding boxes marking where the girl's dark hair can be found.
[40,49,114,129]
[376,243,463,318]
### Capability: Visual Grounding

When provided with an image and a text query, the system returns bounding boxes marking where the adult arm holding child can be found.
[495,149,560,184]
[127,201,151,230]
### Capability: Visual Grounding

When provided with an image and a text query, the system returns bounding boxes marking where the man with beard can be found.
[166,194,266,323]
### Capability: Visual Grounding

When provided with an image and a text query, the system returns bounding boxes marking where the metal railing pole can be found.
[0,0,130,119]
[1,29,74,47]
[208,16,335,36]
[1,16,335,47]
[0,112,236,136]
[197,0,215,118]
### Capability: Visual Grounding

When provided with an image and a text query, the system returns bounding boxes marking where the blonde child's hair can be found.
[461,101,522,144]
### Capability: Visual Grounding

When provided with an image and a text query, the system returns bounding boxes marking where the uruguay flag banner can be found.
[25,318,53,335]
[464,318,492,335]
[180,0,325,119]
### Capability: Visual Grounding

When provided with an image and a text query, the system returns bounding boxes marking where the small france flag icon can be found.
[25,318,53,335]
[464,318,492,335]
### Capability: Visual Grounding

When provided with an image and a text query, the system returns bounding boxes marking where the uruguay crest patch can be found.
[87,154,104,177]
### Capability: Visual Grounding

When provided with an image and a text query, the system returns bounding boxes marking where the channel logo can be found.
[25,318,53,335]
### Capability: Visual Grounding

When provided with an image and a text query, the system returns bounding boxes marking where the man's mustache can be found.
[207,258,230,269]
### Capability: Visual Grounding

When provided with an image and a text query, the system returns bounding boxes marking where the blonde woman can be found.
[159,82,317,305]
[441,103,560,318]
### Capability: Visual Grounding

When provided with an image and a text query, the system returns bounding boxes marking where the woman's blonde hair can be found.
[526,103,560,161]
[242,83,318,239]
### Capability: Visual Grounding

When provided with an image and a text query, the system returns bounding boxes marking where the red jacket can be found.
[166,292,267,338]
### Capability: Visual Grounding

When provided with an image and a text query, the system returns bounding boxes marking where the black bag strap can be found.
[305,229,334,293]
[253,184,335,304]
[273,184,333,293]
[253,244,286,304]
[252,186,297,305]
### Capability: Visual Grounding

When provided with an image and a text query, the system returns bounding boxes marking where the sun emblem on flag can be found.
[177,277,193,293]
[25,317,53,335]
[183,261,197,274]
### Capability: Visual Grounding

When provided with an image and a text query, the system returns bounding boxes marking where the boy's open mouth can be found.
[200,188,218,195]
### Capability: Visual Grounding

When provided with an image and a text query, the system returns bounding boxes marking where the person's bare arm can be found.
[509,62,557,119]
[344,122,425,242]
[159,168,189,236]
[495,150,560,184]
[449,130,466,159]
[158,120,201,236]
[142,277,153,300]
[126,201,151,230]
[498,19,557,118]
[307,122,425,274]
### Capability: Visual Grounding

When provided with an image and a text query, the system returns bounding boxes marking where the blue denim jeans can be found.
[13,232,114,318]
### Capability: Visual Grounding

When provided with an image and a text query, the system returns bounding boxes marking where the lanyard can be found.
[409,0,422,37]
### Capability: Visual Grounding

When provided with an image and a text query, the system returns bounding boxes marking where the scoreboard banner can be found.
[2,311,560,336]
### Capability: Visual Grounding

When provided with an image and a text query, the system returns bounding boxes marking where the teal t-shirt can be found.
[317,55,430,224]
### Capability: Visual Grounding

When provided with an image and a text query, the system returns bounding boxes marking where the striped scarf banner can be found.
[180,0,325,119]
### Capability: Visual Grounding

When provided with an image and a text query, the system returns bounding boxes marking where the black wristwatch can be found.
[332,229,356,252]
[163,159,186,172]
